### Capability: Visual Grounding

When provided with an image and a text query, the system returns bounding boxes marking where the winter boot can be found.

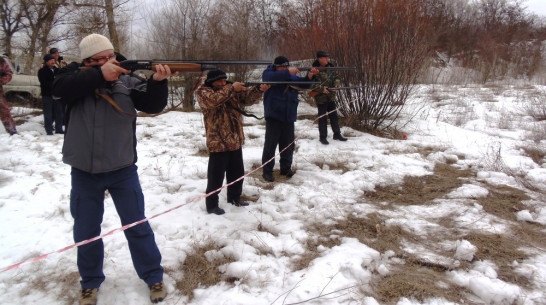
[149,281,167,303]
[79,288,98,305]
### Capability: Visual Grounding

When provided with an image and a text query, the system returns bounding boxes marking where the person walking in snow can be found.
[52,33,177,305]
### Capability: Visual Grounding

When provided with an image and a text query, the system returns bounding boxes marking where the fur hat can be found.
[316,50,329,58]
[43,54,55,62]
[205,69,227,86]
[79,34,114,60]
[273,56,290,67]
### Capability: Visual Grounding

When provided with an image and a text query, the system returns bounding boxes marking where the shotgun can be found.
[243,81,320,86]
[120,59,273,73]
[297,67,356,72]
[308,85,366,98]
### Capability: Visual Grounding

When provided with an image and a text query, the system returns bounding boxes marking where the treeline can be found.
[2,0,545,79]
[0,0,134,74]
[2,0,545,129]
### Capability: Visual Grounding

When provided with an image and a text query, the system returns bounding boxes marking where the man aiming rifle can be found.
[309,51,348,145]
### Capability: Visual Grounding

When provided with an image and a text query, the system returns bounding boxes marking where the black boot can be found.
[229,198,249,207]
[320,138,329,145]
[280,169,295,178]
[207,207,225,215]
[333,134,347,141]
[263,172,274,182]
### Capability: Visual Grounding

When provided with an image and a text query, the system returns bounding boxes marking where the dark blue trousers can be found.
[261,118,295,174]
[70,164,163,289]
[205,148,244,210]
[42,96,63,134]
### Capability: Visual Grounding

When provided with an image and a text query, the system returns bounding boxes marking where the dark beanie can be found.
[316,50,329,58]
[43,54,55,62]
[205,69,227,86]
[49,48,59,54]
[273,56,290,67]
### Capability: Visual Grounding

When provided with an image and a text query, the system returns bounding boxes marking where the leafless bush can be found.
[523,93,546,122]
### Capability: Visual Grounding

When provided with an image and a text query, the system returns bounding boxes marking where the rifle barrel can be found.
[298,67,356,71]
[331,86,366,90]
[244,81,320,86]
[120,59,272,72]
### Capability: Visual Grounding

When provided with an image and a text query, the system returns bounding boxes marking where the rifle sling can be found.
[95,89,138,117]
[232,106,263,120]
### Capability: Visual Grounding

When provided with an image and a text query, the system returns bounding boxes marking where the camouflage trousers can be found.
[0,87,17,135]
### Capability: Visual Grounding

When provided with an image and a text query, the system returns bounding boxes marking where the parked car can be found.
[2,56,41,108]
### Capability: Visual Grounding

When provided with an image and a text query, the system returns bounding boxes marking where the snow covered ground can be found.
[0,82,545,305]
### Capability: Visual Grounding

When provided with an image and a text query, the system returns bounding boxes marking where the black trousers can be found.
[42,96,64,134]
[262,118,295,174]
[206,148,244,210]
[317,101,341,139]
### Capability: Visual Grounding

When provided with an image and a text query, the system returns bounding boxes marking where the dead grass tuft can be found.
[367,163,473,205]
[462,232,533,289]
[475,184,530,222]
[171,239,237,301]
[295,213,403,271]
[16,266,80,305]
[370,263,472,304]
[520,146,546,165]
[297,114,318,121]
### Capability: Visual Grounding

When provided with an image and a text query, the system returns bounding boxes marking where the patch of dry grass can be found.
[169,239,237,301]
[462,232,534,289]
[366,163,474,205]
[370,263,473,304]
[14,264,80,305]
[475,184,530,221]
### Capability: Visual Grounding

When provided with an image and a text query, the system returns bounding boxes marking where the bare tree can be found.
[20,0,69,74]
[0,0,26,59]
[70,0,130,53]
[277,0,432,131]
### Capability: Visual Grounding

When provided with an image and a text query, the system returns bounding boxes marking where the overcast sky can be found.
[527,0,546,16]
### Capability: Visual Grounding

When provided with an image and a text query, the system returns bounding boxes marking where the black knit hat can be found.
[316,50,329,58]
[273,56,290,67]
[43,54,55,62]
[49,48,59,54]
[205,69,227,86]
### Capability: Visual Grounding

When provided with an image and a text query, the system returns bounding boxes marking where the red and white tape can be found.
[0,95,357,274]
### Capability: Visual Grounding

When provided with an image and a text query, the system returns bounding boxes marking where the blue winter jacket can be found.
[262,66,313,122]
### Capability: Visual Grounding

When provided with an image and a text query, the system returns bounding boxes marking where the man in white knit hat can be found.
[52,33,177,305]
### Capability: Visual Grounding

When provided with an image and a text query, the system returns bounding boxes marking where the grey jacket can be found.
[52,63,168,174]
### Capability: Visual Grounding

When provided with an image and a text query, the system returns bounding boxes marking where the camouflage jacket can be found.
[196,84,263,153]
[310,61,341,104]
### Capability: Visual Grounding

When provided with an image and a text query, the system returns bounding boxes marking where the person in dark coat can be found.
[38,54,63,135]
[261,56,318,182]
[52,33,178,305]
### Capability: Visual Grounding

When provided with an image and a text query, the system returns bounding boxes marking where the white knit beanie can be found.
[79,34,114,60]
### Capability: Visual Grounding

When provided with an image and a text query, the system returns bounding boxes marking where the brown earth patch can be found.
[366,162,474,205]
[475,184,530,222]
[462,232,534,289]
[169,239,237,302]
[370,263,474,304]
[15,265,80,305]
